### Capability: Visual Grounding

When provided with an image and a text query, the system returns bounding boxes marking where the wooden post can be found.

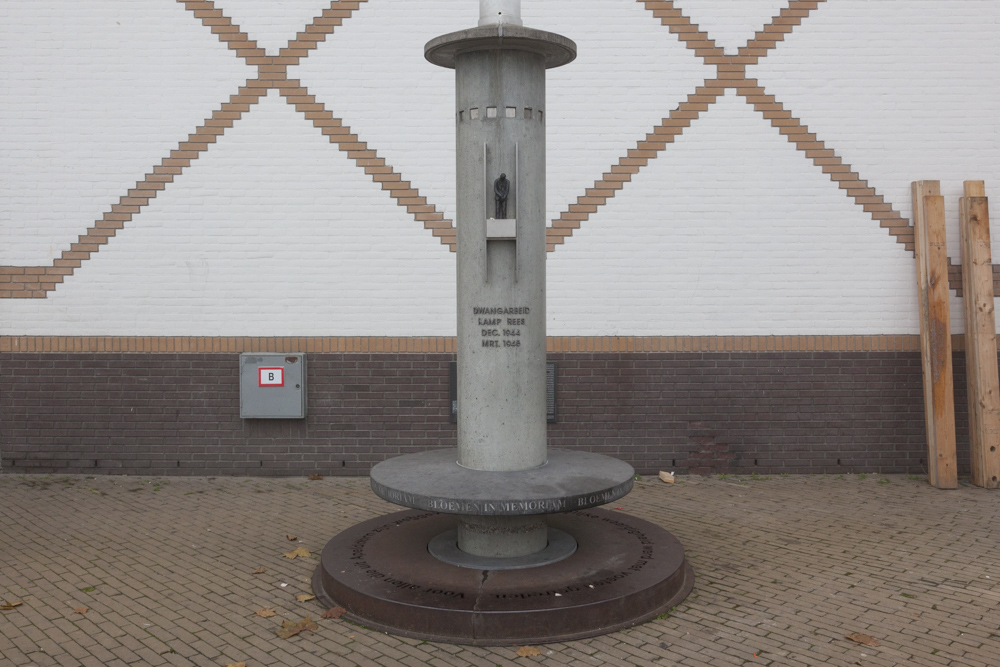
[959,180,1000,488]
[912,180,958,488]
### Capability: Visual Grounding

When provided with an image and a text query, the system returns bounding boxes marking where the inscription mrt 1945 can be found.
[475,306,528,348]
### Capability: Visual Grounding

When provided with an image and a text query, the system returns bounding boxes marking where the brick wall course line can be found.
[0,335,936,354]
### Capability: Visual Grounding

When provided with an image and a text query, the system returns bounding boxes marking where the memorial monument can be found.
[313,0,693,644]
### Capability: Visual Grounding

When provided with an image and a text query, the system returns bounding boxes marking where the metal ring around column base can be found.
[428,528,577,570]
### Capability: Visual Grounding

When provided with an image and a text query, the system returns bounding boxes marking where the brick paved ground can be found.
[1,472,998,666]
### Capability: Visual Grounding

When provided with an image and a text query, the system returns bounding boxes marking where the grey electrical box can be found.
[240,353,307,419]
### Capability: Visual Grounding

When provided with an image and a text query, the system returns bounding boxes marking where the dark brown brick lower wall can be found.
[0,351,972,477]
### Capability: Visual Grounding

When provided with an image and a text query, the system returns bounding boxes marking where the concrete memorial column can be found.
[313,0,693,644]
[453,0,557,560]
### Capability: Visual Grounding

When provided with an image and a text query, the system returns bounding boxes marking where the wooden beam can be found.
[959,180,1000,488]
[965,181,986,198]
[912,181,958,488]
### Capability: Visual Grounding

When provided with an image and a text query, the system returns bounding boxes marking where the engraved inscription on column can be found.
[474,306,529,349]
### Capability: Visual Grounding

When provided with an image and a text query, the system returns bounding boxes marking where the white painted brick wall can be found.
[222,0,344,54]
[548,91,919,335]
[534,0,708,226]
[668,0,790,54]
[2,0,998,336]
[3,92,455,336]
[295,0,469,225]
[0,0,247,266]
[754,0,1000,268]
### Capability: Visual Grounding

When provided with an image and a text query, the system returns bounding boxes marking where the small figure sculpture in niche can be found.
[494,173,510,219]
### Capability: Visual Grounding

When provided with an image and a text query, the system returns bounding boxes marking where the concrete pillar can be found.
[452,22,549,559]
[455,47,548,475]
[479,0,523,26]
[423,3,576,561]
[456,515,547,558]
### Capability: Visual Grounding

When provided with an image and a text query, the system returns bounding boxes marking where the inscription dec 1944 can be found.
[474,306,528,349]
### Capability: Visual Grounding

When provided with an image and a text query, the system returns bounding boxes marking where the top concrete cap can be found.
[425,24,577,69]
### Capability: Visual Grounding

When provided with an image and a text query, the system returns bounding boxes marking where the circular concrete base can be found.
[312,509,694,646]
[369,448,635,516]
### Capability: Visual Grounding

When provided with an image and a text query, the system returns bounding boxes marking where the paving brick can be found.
[79,657,110,667]
[2,473,999,665]
[0,648,32,666]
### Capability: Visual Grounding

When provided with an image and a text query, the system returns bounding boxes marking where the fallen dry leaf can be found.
[275,615,319,640]
[1,601,23,611]
[845,632,880,647]
[321,607,346,619]
[73,607,88,614]
[224,662,247,667]
[285,534,297,541]
[252,567,266,575]
[516,646,542,657]
[308,474,323,480]
[256,609,276,618]
[283,547,311,559]
[295,594,316,603]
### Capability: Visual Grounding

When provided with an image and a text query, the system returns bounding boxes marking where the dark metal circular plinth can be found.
[425,25,577,69]
[312,509,694,645]
[370,448,635,516]
[428,527,577,570]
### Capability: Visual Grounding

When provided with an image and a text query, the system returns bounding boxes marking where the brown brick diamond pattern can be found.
[548,1,915,252]
[0,0,453,299]
[0,0,980,299]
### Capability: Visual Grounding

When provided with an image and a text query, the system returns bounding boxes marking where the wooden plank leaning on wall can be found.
[959,180,1000,488]
[912,180,958,489]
